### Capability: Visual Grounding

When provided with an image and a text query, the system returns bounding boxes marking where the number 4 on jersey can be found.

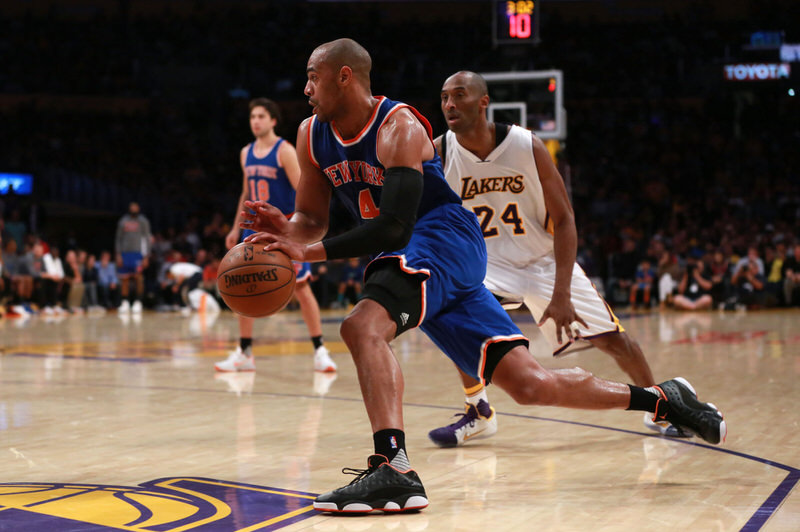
[359,188,380,219]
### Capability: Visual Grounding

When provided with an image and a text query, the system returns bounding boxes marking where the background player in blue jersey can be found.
[241,39,725,515]
[215,98,337,375]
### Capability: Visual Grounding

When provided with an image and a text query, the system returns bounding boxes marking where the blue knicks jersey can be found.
[307,96,460,225]
[245,139,295,215]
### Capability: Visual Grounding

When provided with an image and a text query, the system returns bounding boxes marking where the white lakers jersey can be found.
[442,124,554,268]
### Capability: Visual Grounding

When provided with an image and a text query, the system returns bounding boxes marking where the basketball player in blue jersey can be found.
[241,39,725,515]
[215,98,337,375]
[428,71,684,446]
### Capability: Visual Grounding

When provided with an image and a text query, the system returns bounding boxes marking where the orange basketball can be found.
[217,243,296,318]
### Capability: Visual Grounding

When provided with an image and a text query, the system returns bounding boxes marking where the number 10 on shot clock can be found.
[493,0,541,46]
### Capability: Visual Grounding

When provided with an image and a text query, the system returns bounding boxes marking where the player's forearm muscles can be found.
[552,218,577,295]
[287,211,328,244]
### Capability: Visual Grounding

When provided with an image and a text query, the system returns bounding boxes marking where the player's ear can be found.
[479,94,490,110]
[339,66,353,85]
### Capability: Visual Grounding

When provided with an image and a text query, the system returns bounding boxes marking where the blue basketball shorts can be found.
[362,203,528,383]
[119,252,144,275]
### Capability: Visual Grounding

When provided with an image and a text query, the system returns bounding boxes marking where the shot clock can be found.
[493,0,541,46]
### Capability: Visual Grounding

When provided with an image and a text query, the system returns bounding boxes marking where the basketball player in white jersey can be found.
[215,98,337,375]
[429,71,682,446]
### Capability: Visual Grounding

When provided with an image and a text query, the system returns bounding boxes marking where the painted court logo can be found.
[0,477,317,531]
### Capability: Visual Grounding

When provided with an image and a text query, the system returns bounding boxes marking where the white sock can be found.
[465,385,489,406]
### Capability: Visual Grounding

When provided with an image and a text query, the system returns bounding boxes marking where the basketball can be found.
[217,243,296,318]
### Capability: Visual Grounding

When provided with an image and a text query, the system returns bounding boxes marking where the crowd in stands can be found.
[1,1,798,318]
[0,199,368,318]
[1,176,797,321]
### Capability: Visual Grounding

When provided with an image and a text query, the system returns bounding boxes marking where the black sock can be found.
[240,338,253,351]
[626,385,660,412]
[311,335,324,350]
[373,429,405,462]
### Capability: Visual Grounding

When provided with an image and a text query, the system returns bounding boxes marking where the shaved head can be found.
[312,38,372,85]
[305,38,376,124]
[440,70,491,135]
[443,71,488,96]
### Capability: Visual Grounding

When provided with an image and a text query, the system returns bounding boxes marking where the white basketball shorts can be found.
[483,253,623,356]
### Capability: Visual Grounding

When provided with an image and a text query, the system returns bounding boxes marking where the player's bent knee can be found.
[509,372,560,405]
[339,302,396,351]
[339,314,362,346]
[494,363,559,405]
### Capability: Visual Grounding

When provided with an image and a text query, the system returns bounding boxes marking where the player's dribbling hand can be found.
[244,232,306,262]
[240,200,290,235]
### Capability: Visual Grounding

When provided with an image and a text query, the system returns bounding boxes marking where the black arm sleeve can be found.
[321,167,424,260]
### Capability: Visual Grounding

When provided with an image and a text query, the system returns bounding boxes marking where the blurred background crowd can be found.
[1,0,798,317]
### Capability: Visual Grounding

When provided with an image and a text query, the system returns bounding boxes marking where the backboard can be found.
[480,70,566,140]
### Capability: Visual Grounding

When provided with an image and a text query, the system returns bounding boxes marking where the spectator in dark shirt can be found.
[732,254,767,309]
[782,242,800,307]
[610,238,639,306]
[82,252,101,310]
[708,249,733,308]
[673,257,713,310]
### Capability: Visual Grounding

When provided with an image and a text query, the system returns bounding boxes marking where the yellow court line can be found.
[10,341,350,360]
[0,479,316,532]
[148,479,232,532]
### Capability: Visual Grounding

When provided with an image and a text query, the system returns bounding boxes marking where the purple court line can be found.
[9,352,161,363]
[1,377,795,531]
[426,408,800,532]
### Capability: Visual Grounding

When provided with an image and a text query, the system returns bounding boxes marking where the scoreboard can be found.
[493,1,541,45]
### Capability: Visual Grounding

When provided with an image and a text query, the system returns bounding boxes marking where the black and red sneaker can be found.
[314,454,428,514]
[653,378,727,444]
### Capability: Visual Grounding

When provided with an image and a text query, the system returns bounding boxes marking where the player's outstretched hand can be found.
[240,200,290,236]
[244,232,307,262]
[538,293,588,344]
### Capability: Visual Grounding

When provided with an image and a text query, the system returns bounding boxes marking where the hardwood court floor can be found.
[0,307,798,531]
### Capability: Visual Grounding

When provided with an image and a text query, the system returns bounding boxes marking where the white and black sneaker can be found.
[428,400,497,447]
[313,453,428,514]
[653,378,726,444]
